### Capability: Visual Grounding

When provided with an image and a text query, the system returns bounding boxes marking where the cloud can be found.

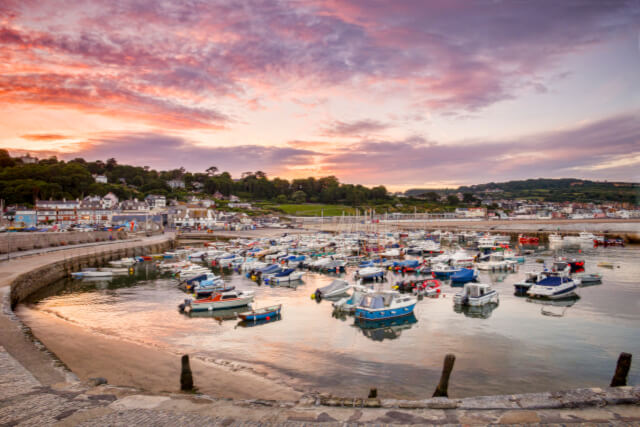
[321,119,390,137]
[21,133,69,141]
[318,113,640,185]
[50,132,317,176]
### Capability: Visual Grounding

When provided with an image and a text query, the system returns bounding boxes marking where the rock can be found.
[88,377,107,386]
[499,410,541,424]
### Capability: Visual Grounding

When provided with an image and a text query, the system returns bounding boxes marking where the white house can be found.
[102,192,119,209]
[167,179,185,189]
[94,174,108,184]
[145,194,167,209]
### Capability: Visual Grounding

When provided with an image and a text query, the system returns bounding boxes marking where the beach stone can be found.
[89,377,108,386]
[498,410,541,424]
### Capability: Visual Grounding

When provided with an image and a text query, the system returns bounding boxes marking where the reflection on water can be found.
[353,314,417,341]
[20,245,640,399]
[454,303,499,319]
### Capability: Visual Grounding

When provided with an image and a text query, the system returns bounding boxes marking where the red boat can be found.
[518,234,539,245]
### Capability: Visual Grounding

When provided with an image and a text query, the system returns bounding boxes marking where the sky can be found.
[1,0,639,190]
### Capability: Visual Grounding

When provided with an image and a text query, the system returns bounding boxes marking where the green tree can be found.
[292,190,307,203]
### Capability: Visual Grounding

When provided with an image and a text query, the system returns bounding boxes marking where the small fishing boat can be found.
[333,285,371,313]
[450,268,478,284]
[71,270,113,278]
[180,290,255,312]
[238,304,282,321]
[453,283,499,306]
[355,266,385,280]
[355,292,417,321]
[264,268,304,284]
[514,271,540,296]
[574,272,602,286]
[431,263,461,278]
[413,279,442,296]
[313,279,351,299]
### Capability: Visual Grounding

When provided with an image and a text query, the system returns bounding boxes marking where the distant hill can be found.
[407,179,639,204]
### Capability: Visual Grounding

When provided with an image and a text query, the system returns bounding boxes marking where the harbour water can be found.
[19,245,640,399]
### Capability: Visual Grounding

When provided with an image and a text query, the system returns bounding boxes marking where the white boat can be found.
[71,270,113,278]
[527,267,578,300]
[355,266,385,280]
[109,257,137,267]
[476,253,516,271]
[314,279,351,298]
[265,269,305,284]
[182,290,255,312]
[453,283,499,306]
[450,249,475,267]
[332,285,372,313]
[380,248,401,258]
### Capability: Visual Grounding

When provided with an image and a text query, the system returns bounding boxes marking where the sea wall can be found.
[9,238,173,309]
[0,231,128,254]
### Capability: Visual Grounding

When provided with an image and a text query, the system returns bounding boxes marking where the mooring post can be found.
[181,354,194,391]
[368,387,377,398]
[433,354,455,397]
[610,352,632,387]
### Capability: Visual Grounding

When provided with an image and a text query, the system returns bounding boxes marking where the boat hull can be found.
[190,296,254,312]
[355,303,416,321]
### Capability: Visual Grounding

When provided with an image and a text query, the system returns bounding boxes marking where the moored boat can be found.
[453,283,499,306]
[355,292,417,321]
[238,304,282,321]
[180,290,255,313]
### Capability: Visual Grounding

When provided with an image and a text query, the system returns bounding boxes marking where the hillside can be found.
[407,179,639,204]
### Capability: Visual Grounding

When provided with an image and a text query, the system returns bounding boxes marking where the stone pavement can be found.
[2,345,639,426]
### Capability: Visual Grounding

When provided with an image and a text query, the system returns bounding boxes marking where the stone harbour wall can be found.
[0,231,128,254]
[9,239,172,308]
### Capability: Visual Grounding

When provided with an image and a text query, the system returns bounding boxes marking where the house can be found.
[78,200,112,225]
[455,207,486,218]
[145,194,167,209]
[120,198,149,212]
[94,174,108,184]
[35,200,79,225]
[167,179,185,189]
[228,202,252,209]
[19,154,37,164]
[229,194,240,202]
[102,192,119,209]
[213,191,225,200]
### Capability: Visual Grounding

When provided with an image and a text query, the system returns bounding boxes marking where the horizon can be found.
[1,1,640,191]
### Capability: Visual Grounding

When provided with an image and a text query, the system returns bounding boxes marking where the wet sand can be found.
[18,306,303,401]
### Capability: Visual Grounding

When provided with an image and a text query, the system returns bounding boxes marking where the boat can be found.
[180,290,255,312]
[71,270,113,278]
[556,257,585,273]
[513,271,540,296]
[264,268,305,284]
[431,263,461,278]
[332,285,371,313]
[476,253,516,271]
[313,279,351,299]
[453,283,499,306]
[518,235,539,245]
[238,304,282,322]
[450,268,478,284]
[355,292,417,321]
[527,268,577,300]
[449,250,475,268]
[355,266,385,280]
[574,272,602,286]
[412,279,442,296]
[109,257,137,267]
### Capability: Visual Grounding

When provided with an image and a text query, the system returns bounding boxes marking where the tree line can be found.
[0,151,390,206]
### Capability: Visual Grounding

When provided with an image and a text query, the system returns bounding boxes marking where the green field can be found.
[269,204,356,216]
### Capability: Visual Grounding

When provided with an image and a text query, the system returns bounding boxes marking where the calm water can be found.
[22,245,640,398]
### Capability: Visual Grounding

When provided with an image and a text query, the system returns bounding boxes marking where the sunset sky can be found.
[1,0,639,190]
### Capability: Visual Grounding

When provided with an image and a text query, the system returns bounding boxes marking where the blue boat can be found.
[238,304,282,321]
[451,268,478,284]
[355,292,417,321]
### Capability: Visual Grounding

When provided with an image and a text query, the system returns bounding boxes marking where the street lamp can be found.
[6,212,15,260]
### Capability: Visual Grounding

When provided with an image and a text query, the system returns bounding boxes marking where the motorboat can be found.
[355,292,417,321]
[238,304,282,322]
[574,272,602,286]
[453,283,499,306]
[431,263,461,278]
[527,267,578,299]
[412,279,442,296]
[476,253,516,271]
[355,266,385,280]
[71,269,113,278]
[513,271,540,296]
[332,285,372,313]
[313,279,351,299]
[264,268,305,284]
[450,268,478,284]
[180,290,255,312]
[449,250,475,268]
[108,257,137,267]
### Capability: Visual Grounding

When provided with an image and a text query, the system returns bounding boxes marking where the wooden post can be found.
[368,388,377,398]
[610,352,632,387]
[433,354,455,397]
[180,354,194,391]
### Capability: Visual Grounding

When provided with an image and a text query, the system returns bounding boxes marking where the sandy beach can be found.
[17,305,303,401]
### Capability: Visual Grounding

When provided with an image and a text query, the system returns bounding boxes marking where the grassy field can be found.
[269,204,356,216]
